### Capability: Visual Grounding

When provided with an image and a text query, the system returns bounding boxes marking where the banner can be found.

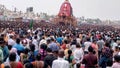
[29,19,33,29]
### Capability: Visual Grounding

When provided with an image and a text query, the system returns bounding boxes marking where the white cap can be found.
[27,29,31,33]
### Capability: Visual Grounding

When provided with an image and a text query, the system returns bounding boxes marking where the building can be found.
[0,4,41,22]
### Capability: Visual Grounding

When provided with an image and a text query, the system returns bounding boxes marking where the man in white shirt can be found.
[21,37,31,49]
[74,43,84,63]
[52,50,69,68]
[39,36,46,48]
[97,38,105,59]
[84,38,92,54]
[8,35,16,46]
[76,35,81,44]
[73,43,84,68]
[7,35,16,50]
[112,39,118,51]
[32,36,39,51]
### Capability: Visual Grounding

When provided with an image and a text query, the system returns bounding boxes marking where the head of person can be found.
[104,42,111,48]
[47,34,50,37]
[24,48,29,54]
[58,50,64,58]
[29,44,35,52]
[9,52,16,62]
[35,53,41,61]
[21,40,27,46]
[92,40,97,44]
[77,35,79,38]
[51,37,55,42]
[59,34,62,37]
[115,46,119,51]
[34,35,37,39]
[35,31,38,35]
[113,38,117,42]
[76,43,81,48]
[42,36,45,39]
[4,66,10,68]
[0,37,5,47]
[46,48,52,54]
[114,54,120,62]
[16,38,20,44]
[24,62,33,68]
[66,35,70,39]
[68,49,72,55]
[86,38,90,41]
[67,49,72,63]
[40,44,47,50]
[53,50,58,57]
[63,40,68,44]
[99,37,103,40]
[23,59,30,65]
[47,39,51,44]
[71,39,77,45]
[107,59,113,67]
[9,35,14,39]
[88,46,94,53]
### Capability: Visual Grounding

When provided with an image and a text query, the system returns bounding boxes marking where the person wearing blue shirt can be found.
[56,34,63,45]
[48,38,59,52]
[13,38,24,55]
[0,37,9,62]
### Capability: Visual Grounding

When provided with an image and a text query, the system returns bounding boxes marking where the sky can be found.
[0,0,120,20]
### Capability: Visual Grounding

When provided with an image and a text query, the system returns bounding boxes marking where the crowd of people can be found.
[0,21,120,68]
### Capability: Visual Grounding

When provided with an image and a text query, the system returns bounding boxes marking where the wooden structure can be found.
[53,0,77,26]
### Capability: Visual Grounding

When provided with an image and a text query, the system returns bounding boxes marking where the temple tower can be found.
[53,0,77,26]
